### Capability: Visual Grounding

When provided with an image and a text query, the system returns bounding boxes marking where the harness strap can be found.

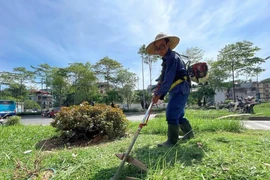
[169,76,187,91]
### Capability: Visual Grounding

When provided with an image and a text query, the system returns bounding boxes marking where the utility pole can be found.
[137,76,139,91]
[141,55,145,109]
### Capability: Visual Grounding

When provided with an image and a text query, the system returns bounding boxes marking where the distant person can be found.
[91,101,95,106]
[145,102,149,109]
[111,102,115,108]
[140,99,145,109]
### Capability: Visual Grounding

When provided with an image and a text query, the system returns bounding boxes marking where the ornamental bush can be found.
[51,102,129,140]
[5,115,21,126]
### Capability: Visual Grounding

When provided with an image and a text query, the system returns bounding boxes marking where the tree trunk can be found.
[232,64,236,102]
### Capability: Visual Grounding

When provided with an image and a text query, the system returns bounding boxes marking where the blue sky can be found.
[0,0,269,89]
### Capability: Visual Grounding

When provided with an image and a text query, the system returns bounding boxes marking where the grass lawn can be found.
[0,103,270,179]
[254,102,270,116]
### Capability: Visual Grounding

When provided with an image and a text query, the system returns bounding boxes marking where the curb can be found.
[248,117,270,121]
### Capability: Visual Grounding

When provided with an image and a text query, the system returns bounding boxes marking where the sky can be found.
[0,0,269,89]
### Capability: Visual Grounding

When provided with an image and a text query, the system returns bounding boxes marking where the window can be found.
[0,100,14,104]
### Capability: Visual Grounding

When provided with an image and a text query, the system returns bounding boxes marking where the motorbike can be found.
[227,96,256,114]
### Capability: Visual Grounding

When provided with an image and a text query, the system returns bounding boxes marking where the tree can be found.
[66,62,98,105]
[24,100,41,110]
[207,59,231,90]
[133,89,152,109]
[116,69,138,109]
[5,83,28,100]
[51,67,69,107]
[0,72,11,98]
[5,67,35,101]
[93,57,122,91]
[106,89,123,104]
[31,64,52,90]
[138,44,159,86]
[138,44,159,110]
[12,67,35,85]
[182,47,204,64]
[216,41,265,101]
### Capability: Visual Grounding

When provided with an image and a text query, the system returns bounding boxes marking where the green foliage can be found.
[261,78,270,83]
[116,69,138,108]
[207,59,231,90]
[12,67,35,83]
[68,63,98,104]
[51,102,129,139]
[53,63,98,106]
[5,83,28,101]
[133,90,152,104]
[182,47,204,64]
[142,109,243,135]
[51,67,69,106]
[188,85,216,105]
[93,56,123,90]
[24,100,41,110]
[90,92,104,103]
[105,89,123,104]
[1,68,34,101]
[209,41,265,90]
[31,63,53,89]
[0,96,16,101]
[224,99,232,104]
[5,115,21,126]
[217,41,264,77]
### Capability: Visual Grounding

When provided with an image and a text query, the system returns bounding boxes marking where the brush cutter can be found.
[110,102,153,180]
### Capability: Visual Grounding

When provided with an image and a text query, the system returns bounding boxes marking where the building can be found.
[226,81,270,101]
[214,89,226,104]
[29,89,53,109]
[259,81,270,101]
[234,82,257,98]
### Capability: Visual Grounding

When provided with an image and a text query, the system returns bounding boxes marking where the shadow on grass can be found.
[91,165,147,180]
[92,139,206,179]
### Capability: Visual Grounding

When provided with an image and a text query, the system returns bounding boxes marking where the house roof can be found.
[30,89,50,94]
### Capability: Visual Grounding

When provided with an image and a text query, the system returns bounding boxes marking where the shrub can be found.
[6,116,21,126]
[51,102,129,140]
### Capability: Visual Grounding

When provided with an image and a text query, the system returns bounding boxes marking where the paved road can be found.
[18,114,157,126]
[3,115,270,130]
[124,113,157,122]
[242,120,270,130]
[21,116,53,125]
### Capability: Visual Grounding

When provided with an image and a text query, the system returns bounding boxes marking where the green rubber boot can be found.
[179,121,194,140]
[158,124,179,147]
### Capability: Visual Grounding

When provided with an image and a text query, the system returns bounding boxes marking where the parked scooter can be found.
[244,96,256,114]
[227,96,256,114]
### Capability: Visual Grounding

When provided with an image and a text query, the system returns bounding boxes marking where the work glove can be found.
[152,94,161,104]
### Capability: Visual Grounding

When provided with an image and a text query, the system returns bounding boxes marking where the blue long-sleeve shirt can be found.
[155,49,190,96]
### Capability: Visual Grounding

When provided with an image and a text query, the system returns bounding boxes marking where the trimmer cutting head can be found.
[115,153,147,171]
